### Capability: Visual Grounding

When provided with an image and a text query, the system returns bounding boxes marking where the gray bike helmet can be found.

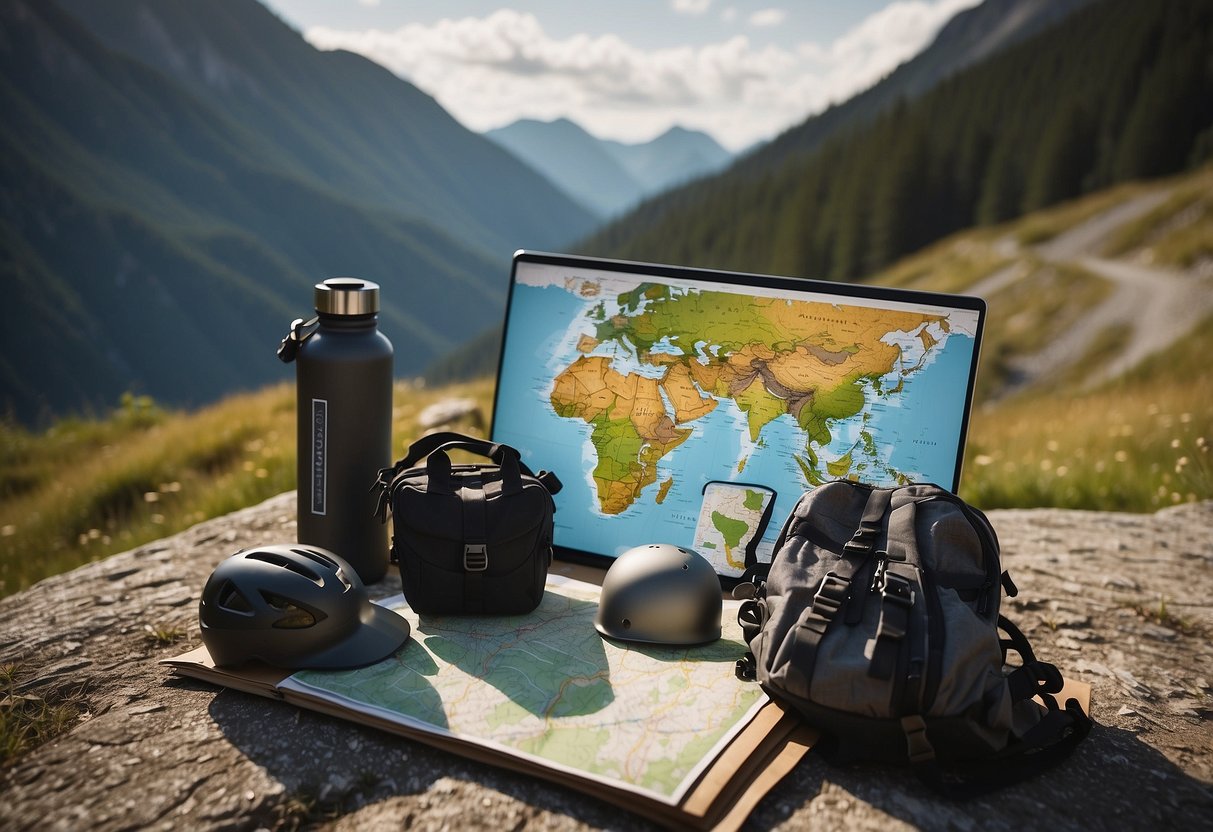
[594,544,722,646]
[199,545,410,669]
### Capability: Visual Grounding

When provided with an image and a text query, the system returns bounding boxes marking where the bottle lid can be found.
[315,278,380,316]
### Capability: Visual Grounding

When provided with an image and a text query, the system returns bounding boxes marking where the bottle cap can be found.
[315,278,380,316]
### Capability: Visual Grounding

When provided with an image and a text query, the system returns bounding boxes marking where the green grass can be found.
[1013,179,1156,246]
[1103,168,1213,267]
[0,378,494,598]
[3,171,1211,597]
[961,376,1212,511]
[0,662,87,767]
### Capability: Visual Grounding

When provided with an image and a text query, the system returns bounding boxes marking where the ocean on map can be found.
[493,284,978,561]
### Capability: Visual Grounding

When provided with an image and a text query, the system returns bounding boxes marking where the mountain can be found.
[599,126,733,198]
[53,0,596,257]
[485,118,641,219]
[582,0,1213,281]
[739,0,1097,176]
[487,119,731,219]
[0,0,597,425]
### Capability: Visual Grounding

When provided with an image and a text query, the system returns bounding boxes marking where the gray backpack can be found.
[736,481,1090,793]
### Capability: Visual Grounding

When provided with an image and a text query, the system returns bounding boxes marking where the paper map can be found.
[280,577,766,804]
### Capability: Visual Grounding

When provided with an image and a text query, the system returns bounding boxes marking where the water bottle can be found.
[277,278,392,583]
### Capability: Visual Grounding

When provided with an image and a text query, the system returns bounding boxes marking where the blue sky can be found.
[261,0,976,150]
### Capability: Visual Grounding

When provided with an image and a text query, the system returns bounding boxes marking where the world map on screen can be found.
[493,262,981,565]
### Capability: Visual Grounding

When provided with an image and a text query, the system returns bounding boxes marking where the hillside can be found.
[741,0,1096,177]
[581,0,1213,281]
[4,167,1210,598]
[487,119,731,219]
[0,0,596,425]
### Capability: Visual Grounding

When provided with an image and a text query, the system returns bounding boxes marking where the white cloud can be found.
[720,7,738,24]
[672,0,712,14]
[357,0,380,6]
[305,0,975,150]
[748,8,786,28]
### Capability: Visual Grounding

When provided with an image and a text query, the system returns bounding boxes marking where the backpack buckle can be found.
[844,524,878,554]
[900,714,936,763]
[463,543,488,572]
[812,573,849,617]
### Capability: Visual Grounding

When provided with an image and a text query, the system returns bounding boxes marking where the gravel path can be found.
[972,189,1213,395]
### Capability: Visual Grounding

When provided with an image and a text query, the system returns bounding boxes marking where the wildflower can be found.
[144,491,159,503]
[255,468,268,478]
[1055,466,1069,477]
[1114,450,1128,462]
[1171,439,1182,449]
[151,514,165,525]
[974,454,993,466]
[0,525,15,537]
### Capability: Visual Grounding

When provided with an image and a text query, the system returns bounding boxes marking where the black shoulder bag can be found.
[373,432,562,615]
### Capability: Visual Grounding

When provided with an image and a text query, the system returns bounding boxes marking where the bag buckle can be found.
[811,573,849,617]
[463,543,488,572]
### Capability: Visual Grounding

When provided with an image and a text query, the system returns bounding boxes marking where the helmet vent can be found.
[262,591,319,629]
[216,580,253,613]
[294,548,337,569]
[622,618,631,629]
[247,550,322,584]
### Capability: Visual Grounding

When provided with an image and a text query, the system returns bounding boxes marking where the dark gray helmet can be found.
[595,544,722,646]
[199,545,410,669]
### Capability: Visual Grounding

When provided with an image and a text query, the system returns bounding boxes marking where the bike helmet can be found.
[199,545,410,669]
[594,544,722,646]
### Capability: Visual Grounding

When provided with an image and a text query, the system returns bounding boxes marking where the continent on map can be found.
[551,356,697,515]
[551,283,950,515]
[693,485,774,574]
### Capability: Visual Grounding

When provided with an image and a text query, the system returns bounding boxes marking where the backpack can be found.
[735,481,1091,794]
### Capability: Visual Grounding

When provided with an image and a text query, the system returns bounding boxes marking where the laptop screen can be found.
[491,251,985,577]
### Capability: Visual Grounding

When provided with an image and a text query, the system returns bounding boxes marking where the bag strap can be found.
[914,696,1091,799]
[398,432,510,469]
[781,487,892,691]
[424,446,524,496]
[398,432,561,493]
[459,473,489,613]
[372,433,562,520]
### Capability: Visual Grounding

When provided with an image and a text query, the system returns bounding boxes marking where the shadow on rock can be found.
[747,721,1213,830]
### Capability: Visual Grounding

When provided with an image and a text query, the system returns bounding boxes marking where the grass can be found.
[2,171,1210,598]
[961,377,1211,511]
[1013,179,1156,246]
[1103,168,1213,267]
[0,378,494,598]
[0,662,87,767]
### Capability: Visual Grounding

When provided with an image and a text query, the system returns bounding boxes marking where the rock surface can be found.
[1,493,1211,830]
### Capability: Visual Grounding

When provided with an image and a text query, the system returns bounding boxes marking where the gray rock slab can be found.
[1,493,1211,830]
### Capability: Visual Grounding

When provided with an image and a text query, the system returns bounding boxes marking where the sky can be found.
[260,0,978,151]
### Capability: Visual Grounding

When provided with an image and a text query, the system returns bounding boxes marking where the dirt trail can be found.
[974,190,1213,396]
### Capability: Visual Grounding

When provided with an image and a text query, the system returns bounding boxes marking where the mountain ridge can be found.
[486,117,731,219]
[580,0,1212,282]
[0,0,597,425]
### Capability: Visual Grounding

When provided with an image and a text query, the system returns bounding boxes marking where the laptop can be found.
[491,251,985,578]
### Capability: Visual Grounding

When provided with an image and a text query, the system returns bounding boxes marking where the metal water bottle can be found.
[278,278,392,583]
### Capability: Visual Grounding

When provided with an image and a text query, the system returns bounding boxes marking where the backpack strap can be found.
[783,487,892,691]
[915,614,1092,798]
